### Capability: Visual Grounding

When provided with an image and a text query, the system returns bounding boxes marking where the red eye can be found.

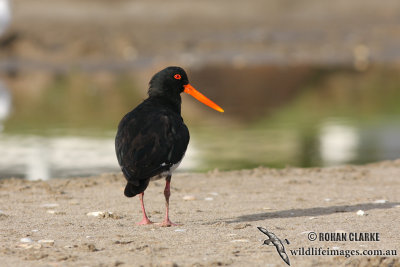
[174,74,182,80]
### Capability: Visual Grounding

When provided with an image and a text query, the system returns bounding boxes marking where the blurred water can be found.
[1,65,400,180]
[0,134,199,180]
[0,81,11,131]
[0,0,11,36]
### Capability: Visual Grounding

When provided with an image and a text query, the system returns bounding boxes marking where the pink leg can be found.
[160,176,178,227]
[137,192,153,225]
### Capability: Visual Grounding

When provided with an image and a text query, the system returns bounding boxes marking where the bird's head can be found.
[148,66,224,113]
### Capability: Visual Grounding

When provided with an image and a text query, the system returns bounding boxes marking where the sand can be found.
[0,161,399,267]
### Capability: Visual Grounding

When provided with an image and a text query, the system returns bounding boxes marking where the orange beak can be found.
[184,84,224,113]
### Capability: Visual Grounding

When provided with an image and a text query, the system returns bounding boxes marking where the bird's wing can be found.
[257,227,269,236]
[258,227,290,266]
[115,109,189,182]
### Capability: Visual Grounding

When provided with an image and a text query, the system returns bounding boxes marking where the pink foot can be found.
[137,218,153,225]
[159,219,180,227]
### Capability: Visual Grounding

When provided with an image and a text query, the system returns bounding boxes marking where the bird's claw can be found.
[137,218,153,225]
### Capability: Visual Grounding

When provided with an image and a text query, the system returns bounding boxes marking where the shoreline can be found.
[0,161,399,266]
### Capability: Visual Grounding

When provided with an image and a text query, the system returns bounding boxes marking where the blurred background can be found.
[1,0,400,180]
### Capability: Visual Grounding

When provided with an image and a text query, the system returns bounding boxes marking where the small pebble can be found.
[17,244,31,249]
[182,195,196,201]
[204,197,214,201]
[373,199,387,204]
[32,229,39,232]
[38,239,55,245]
[87,211,105,217]
[18,243,41,249]
[324,198,331,202]
[86,211,120,219]
[332,246,340,250]
[356,210,365,216]
[308,217,316,220]
[47,210,66,215]
[69,200,80,205]
[20,237,33,243]
[174,229,186,232]
[209,192,219,196]
[84,243,98,252]
[40,203,59,208]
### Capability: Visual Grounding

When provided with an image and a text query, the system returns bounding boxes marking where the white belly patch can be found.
[150,159,183,181]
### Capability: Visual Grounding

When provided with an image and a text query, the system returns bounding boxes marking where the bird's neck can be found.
[147,94,182,114]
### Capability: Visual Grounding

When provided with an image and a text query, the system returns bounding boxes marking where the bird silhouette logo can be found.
[257,227,290,266]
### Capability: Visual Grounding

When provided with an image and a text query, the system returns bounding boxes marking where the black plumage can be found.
[115,66,223,226]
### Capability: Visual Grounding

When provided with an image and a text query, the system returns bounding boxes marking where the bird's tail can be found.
[124,180,150,198]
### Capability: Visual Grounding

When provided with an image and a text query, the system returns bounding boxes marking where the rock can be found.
[204,197,213,201]
[86,211,121,219]
[38,240,55,245]
[87,211,105,217]
[356,210,366,216]
[83,243,98,252]
[17,243,32,249]
[40,203,59,208]
[182,195,196,201]
[69,199,80,205]
[17,243,42,249]
[20,237,33,243]
[373,199,387,204]
[47,210,66,215]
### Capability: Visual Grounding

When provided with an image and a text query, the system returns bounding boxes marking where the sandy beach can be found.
[0,161,399,266]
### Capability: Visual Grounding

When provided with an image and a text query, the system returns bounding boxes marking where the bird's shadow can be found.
[224,202,399,224]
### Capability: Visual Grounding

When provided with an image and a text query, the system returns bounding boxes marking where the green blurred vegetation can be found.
[191,65,400,171]
[5,72,143,136]
[264,66,400,127]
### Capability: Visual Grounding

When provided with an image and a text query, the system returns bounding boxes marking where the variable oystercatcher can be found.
[115,66,223,226]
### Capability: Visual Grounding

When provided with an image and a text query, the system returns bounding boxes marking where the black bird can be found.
[115,66,223,226]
